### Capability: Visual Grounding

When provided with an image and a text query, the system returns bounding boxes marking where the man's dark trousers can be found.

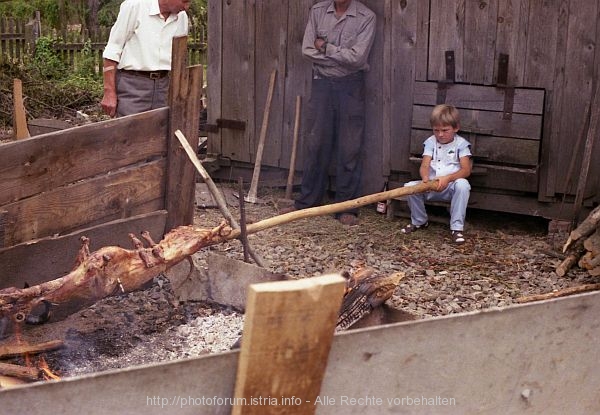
[295,72,365,216]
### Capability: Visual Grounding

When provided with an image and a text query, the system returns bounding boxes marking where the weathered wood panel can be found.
[166,37,203,230]
[523,0,560,88]
[410,129,539,167]
[0,212,167,290]
[254,0,287,168]
[390,0,420,172]
[0,109,168,207]
[281,0,314,170]
[412,105,542,140]
[495,0,529,85]
[428,0,464,82]
[464,0,498,84]
[221,0,253,161]
[207,0,223,155]
[413,81,545,115]
[1,160,165,246]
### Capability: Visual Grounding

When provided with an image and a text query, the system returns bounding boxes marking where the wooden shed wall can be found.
[207,0,600,216]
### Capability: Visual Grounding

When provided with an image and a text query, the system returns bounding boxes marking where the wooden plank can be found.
[12,78,30,139]
[360,0,386,193]
[206,0,223,155]
[414,0,430,81]
[523,0,559,88]
[281,0,313,170]
[390,0,419,172]
[221,0,253,162]
[464,0,498,84]
[412,105,542,140]
[428,0,464,82]
[0,211,167,289]
[254,0,285,168]
[0,108,168,207]
[555,0,596,195]
[412,104,543,140]
[410,129,540,166]
[166,36,203,231]
[413,81,545,115]
[232,275,345,415]
[540,0,570,198]
[1,160,165,247]
[495,0,529,85]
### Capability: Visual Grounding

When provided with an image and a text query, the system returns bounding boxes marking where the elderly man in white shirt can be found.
[101,0,190,117]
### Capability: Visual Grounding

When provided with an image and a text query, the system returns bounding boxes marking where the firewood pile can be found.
[558,205,600,277]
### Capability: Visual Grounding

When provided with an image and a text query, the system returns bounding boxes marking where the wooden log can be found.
[583,229,600,256]
[556,239,586,277]
[578,251,600,271]
[0,340,64,359]
[232,275,345,415]
[516,283,600,303]
[563,204,600,252]
[0,374,28,389]
[0,362,41,381]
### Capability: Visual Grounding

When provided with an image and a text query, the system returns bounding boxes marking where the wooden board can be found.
[523,0,560,88]
[389,0,419,173]
[207,0,223,155]
[412,104,542,140]
[0,108,168,206]
[281,0,313,170]
[254,0,286,168]
[232,274,345,415]
[494,0,529,85]
[1,160,165,246]
[463,0,498,85]
[221,0,253,162]
[166,37,203,230]
[0,211,167,289]
[410,129,540,167]
[428,0,464,81]
[413,81,545,115]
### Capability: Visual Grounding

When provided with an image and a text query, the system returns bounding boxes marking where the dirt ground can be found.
[1,185,597,382]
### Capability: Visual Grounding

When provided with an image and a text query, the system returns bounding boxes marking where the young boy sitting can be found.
[400,104,472,244]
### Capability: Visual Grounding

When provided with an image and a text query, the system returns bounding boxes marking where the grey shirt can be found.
[302,0,376,79]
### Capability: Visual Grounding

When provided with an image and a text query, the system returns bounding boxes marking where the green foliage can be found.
[28,36,67,79]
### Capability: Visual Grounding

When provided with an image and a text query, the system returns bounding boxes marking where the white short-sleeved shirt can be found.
[102,0,189,71]
[423,134,472,180]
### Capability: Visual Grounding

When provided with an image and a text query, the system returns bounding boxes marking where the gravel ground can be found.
[3,185,598,380]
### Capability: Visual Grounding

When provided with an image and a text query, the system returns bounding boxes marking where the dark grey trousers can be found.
[116,71,170,117]
[295,73,366,216]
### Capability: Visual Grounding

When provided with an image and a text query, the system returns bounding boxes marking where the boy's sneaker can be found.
[400,222,429,234]
[451,230,465,244]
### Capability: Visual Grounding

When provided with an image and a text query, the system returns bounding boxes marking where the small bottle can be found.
[376,182,388,214]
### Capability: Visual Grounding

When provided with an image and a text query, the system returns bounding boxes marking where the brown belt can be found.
[121,70,170,79]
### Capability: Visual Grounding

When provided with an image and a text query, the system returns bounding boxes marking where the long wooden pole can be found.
[285,95,302,200]
[247,69,277,203]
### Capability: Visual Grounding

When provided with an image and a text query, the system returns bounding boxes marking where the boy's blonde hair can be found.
[430,104,460,128]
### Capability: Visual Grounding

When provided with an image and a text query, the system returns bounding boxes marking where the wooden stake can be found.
[285,95,302,200]
[516,283,600,303]
[12,79,30,140]
[246,69,277,204]
[232,275,345,415]
[174,130,265,267]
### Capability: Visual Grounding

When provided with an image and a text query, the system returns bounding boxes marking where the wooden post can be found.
[166,36,203,231]
[285,95,302,200]
[232,275,346,415]
[12,78,30,140]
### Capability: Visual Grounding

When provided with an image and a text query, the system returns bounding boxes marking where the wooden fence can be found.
[0,13,207,74]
